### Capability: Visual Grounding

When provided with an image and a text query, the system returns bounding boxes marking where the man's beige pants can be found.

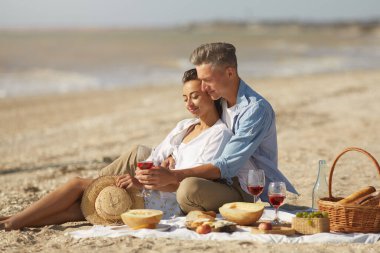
[99,145,254,214]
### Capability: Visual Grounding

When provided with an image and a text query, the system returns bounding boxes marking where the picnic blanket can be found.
[68,209,380,244]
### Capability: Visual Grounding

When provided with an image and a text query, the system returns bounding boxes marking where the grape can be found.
[295,211,328,219]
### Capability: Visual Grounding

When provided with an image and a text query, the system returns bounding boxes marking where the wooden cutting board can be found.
[251,225,296,236]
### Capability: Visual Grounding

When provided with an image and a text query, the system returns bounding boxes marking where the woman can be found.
[0,69,232,230]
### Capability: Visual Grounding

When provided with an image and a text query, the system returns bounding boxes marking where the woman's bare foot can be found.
[0,216,14,231]
[0,220,12,231]
[0,216,11,221]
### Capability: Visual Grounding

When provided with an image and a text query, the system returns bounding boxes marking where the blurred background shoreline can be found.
[1,21,380,98]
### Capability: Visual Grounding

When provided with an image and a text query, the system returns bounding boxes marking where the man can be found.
[136,43,298,213]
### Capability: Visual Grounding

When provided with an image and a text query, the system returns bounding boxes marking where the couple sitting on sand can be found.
[1,42,298,230]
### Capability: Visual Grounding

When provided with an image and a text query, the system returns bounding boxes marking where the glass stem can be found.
[274,207,279,221]
[253,195,257,203]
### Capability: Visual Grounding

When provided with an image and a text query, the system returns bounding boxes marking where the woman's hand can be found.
[161,156,176,170]
[135,166,178,190]
[116,174,143,190]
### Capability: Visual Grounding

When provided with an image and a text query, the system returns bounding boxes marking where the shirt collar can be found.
[170,118,200,146]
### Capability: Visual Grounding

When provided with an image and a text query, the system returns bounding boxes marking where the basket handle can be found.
[328,147,380,198]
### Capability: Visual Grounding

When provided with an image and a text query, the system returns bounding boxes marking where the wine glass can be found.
[247,169,265,203]
[136,160,155,197]
[268,182,286,225]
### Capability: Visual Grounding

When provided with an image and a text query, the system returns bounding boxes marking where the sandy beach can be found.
[1,69,380,252]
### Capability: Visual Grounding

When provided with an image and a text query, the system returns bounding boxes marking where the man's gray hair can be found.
[190,42,237,68]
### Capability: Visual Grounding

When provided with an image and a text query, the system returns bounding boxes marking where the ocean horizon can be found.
[1,23,380,98]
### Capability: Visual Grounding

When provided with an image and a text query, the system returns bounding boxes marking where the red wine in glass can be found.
[269,194,286,208]
[137,161,154,170]
[268,182,286,225]
[137,161,154,197]
[247,169,265,203]
[248,186,264,196]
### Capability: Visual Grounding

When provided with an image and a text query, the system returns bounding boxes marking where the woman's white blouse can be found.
[143,118,232,218]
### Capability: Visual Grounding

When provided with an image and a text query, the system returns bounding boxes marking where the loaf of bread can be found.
[336,186,376,205]
[356,191,380,206]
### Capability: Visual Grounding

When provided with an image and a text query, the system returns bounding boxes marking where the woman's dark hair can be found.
[182,68,222,117]
[214,98,222,118]
[182,68,198,83]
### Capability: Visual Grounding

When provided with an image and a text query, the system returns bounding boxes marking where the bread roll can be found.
[186,210,216,221]
[337,186,376,205]
[185,210,216,230]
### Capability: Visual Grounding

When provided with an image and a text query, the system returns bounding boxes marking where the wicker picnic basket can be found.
[292,217,330,235]
[318,147,380,233]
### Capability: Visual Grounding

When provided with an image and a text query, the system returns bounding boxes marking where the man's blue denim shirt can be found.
[212,79,299,196]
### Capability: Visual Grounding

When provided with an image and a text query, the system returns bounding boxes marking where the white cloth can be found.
[68,209,380,244]
[143,118,232,219]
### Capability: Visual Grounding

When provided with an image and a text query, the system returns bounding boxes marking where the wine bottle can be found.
[312,160,329,210]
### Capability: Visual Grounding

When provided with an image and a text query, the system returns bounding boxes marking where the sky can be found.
[1,0,380,29]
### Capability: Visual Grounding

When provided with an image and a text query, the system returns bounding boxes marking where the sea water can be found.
[1,26,379,98]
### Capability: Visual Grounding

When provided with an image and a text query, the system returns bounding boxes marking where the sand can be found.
[1,69,380,252]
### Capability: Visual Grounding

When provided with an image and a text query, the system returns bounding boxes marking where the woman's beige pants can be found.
[98,145,253,214]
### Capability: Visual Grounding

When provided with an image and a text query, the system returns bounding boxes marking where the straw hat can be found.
[81,176,145,225]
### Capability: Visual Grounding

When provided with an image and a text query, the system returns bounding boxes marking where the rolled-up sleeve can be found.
[212,102,273,183]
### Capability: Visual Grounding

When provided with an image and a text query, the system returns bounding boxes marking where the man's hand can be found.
[161,156,176,170]
[116,174,143,190]
[135,166,178,190]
